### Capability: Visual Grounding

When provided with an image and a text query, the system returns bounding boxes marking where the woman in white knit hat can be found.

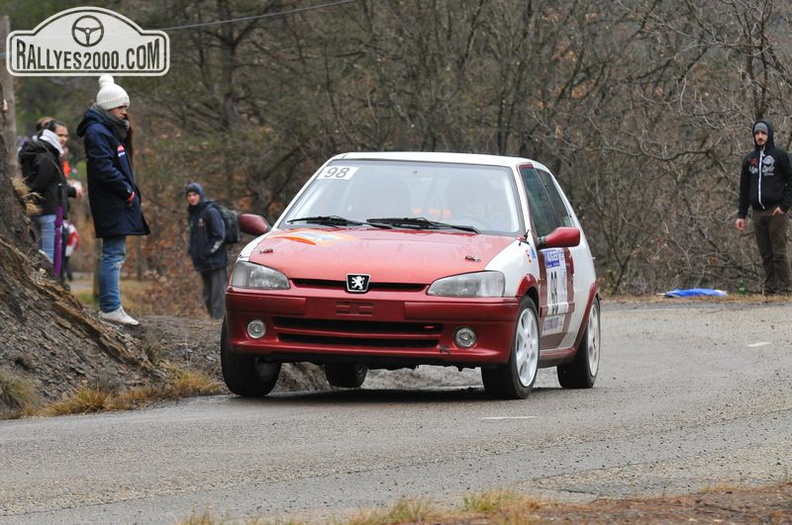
[76,75,150,326]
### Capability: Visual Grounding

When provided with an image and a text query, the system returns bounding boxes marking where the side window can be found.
[536,170,573,228]
[520,167,562,237]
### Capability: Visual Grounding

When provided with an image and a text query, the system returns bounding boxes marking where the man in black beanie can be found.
[735,119,792,294]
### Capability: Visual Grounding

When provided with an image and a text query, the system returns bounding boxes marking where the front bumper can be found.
[225,287,520,367]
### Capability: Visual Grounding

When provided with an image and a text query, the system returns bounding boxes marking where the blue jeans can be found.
[99,236,127,313]
[38,214,56,262]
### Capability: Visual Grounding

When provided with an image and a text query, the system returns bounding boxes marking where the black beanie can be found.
[185,182,204,197]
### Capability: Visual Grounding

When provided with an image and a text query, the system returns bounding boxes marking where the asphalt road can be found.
[1,300,791,524]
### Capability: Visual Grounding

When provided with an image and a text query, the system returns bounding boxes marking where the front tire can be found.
[558,296,600,389]
[481,297,540,399]
[220,321,281,397]
[324,363,368,388]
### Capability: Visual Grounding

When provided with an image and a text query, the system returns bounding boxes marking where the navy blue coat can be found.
[188,200,228,272]
[76,109,149,238]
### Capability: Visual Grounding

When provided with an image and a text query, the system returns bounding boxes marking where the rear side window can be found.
[520,167,572,237]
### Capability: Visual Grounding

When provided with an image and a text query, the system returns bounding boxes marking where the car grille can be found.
[273,317,442,348]
[292,278,425,292]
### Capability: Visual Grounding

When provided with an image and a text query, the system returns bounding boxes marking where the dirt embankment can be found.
[0,257,328,413]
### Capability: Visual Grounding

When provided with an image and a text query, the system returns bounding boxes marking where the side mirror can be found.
[239,213,271,236]
[537,227,580,250]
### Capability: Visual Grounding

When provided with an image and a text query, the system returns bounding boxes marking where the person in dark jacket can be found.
[186,182,227,320]
[735,119,792,295]
[76,75,149,326]
[18,120,75,267]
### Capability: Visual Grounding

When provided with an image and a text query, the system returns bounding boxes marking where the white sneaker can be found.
[98,307,139,326]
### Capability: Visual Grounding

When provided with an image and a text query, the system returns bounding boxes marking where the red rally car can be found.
[222,151,600,399]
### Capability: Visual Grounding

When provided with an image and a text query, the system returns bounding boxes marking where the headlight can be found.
[427,271,505,297]
[230,261,290,290]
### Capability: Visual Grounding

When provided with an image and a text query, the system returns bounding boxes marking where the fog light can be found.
[247,319,266,339]
[454,327,477,348]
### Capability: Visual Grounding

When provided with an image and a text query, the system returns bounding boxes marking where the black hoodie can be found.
[738,119,792,218]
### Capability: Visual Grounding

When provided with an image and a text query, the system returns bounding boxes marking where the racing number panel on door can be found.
[538,247,575,349]
[518,164,578,350]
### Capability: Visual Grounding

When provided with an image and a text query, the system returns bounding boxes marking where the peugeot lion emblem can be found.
[346,274,371,293]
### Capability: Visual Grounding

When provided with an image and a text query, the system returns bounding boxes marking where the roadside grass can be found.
[176,490,545,525]
[348,497,440,524]
[0,368,41,418]
[462,488,540,516]
[0,366,222,420]
[42,366,223,416]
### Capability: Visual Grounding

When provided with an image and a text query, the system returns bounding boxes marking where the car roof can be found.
[330,151,551,173]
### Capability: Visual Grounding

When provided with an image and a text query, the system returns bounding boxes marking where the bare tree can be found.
[20,0,789,296]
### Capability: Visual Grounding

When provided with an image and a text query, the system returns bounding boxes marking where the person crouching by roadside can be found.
[186,182,227,320]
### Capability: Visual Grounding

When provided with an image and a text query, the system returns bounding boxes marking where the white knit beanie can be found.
[95,75,130,110]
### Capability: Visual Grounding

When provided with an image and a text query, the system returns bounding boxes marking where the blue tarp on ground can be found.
[664,288,728,298]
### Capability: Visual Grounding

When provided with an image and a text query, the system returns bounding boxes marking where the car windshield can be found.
[279,159,523,236]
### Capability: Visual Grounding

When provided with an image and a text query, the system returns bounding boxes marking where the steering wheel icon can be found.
[71,15,104,48]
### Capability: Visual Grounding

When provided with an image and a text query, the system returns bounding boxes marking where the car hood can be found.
[246,228,516,283]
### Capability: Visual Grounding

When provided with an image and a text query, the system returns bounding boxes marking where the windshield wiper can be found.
[287,215,392,228]
[366,217,479,233]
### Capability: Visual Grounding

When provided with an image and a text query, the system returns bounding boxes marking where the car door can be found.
[519,166,576,349]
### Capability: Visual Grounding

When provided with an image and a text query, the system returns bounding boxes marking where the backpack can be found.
[209,202,241,244]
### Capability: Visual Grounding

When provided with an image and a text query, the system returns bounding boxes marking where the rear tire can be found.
[220,321,281,397]
[481,297,539,399]
[558,296,600,389]
[324,363,368,388]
